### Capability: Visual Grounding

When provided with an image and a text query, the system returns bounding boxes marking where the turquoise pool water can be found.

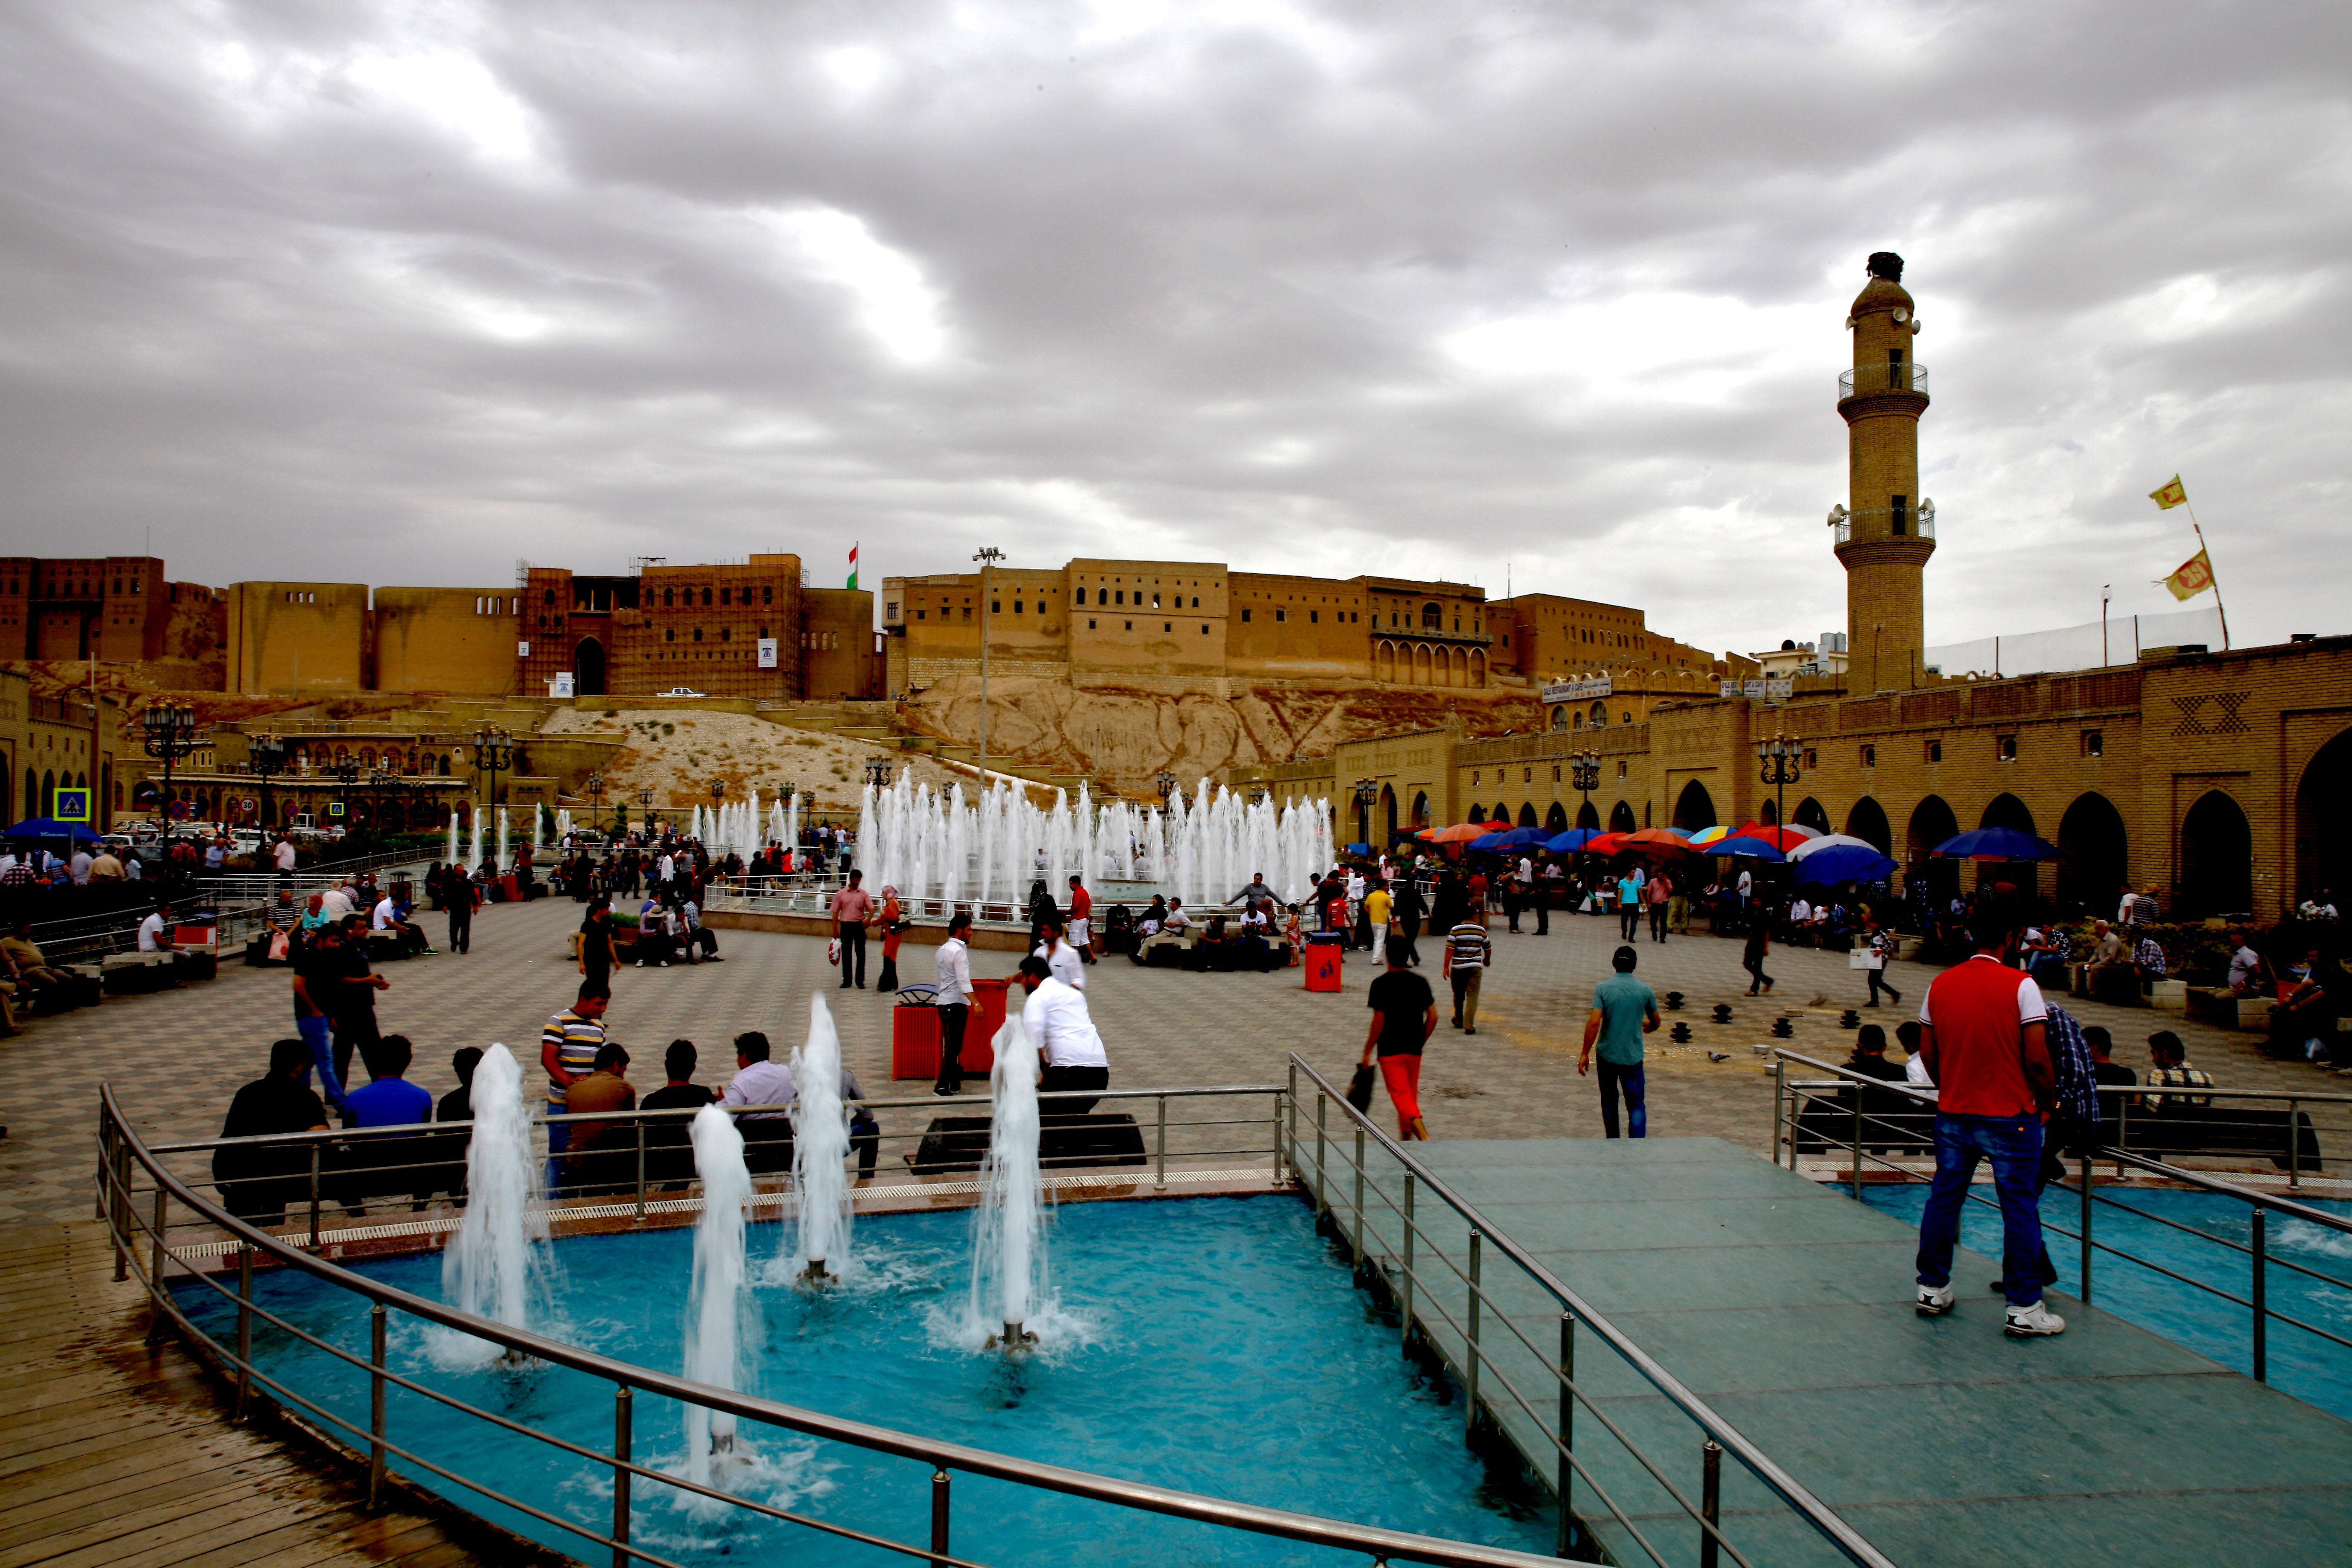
[179,1196,1554,1565]
[1858,1183,2352,1418]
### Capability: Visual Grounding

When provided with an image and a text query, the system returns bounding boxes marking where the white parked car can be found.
[658,686,708,699]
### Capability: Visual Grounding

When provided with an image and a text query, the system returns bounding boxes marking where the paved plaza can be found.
[2,898,2335,1228]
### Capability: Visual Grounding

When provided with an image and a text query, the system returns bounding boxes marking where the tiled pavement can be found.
[5,899,2339,1228]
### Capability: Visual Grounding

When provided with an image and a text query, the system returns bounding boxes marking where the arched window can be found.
[702,587,713,606]
[1590,702,1608,727]
[1546,802,1568,832]
[1468,804,1486,824]
[1421,602,1441,629]
[543,588,555,606]
[2179,790,2252,916]
[2056,793,2129,916]
[1608,800,1636,833]
[1673,780,1717,831]
[664,588,674,607]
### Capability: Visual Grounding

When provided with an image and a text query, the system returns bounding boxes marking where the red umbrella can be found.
[1581,831,1632,857]
[1732,823,1821,853]
[1618,828,1699,858]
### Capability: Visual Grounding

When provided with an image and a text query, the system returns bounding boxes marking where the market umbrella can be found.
[1494,825,1550,848]
[1581,831,1633,857]
[1932,827,2061,860]
[1787,833,1883,860]
[1793,844,1898,886]
[1544,828,1604,854]
[1701,836,1786,862]
[1616,828,1700,859]
[1687,826,1728,846]
[3,818,101,844]
[1732,823,1821,853]
[1427,823,1491,844]
[1344,842,1372,855]
[1468,831,1515,854]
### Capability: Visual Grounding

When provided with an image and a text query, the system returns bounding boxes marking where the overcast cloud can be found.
[1,0,2345,658]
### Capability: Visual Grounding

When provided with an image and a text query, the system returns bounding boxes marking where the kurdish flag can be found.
[848,542,859,590]
[2149,475,2188,510]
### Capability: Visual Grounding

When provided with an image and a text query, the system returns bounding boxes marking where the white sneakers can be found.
[2004,1299,2067,1337]
[1916,1284,2067,1338]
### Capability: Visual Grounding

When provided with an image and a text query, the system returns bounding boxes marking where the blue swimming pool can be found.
[179,1196,1555,1565]
[1858,1182,2352,1418]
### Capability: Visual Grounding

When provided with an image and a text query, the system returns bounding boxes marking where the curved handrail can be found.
[99,1083,1565,1568]
[1287,1053,1897,1568]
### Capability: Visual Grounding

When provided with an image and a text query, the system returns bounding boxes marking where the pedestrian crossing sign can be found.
[328,800,346,818]
[54,787,91,823]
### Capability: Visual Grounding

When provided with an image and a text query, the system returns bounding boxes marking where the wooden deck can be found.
[0,1220,548,1568]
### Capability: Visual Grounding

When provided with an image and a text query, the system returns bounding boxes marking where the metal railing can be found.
[1836,363,1929,400]
[1285,1055,1896,1568]
[98,1082,1586,1568]
[1830,506,1936,546]
[1772,1050,2352,1386]
[705,879,1256,933]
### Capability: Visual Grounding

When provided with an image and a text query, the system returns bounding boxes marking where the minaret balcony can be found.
[1838,362,1929,401]
[1830,505,1936,545]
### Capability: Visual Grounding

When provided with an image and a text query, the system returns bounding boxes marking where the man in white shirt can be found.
[274,836,298,876]
[934,911,976,1096]
[137,906,168,952]
[70,850,92,885]
[722,1030,797,1172]
[1033,913,1085,990]
[1018,956,1109,1114]
[320,884,355,921]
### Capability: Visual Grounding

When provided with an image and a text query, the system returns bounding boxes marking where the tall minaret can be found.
[1833,251,1935,691]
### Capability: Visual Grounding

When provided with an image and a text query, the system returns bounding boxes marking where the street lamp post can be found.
[585,771,605,820]
[471,726,514,810]
[1570,747,1601,830]
[141,701,205,838]
[973,546,1004,786]
[368,767,397,836]
[1352,777,1380,849]
[864,756,893,794]
[249,732,288,835]
[1755,733,1803,836]
[331,759,360,838]
[1155,770,1177,810]
[636,786,655,838]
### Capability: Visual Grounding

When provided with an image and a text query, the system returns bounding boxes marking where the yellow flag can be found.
[2164,548,2215,601]
[2149,475,2188,510]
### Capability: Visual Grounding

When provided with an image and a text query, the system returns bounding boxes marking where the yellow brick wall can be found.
[226,582,371,694]
[373,587,521,695]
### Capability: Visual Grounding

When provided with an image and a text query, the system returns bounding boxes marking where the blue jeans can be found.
[297,1013,345,1109]
[546,1108,569,1191]
[1597,1060,1646,1139]
[1915,1111,2049,1308]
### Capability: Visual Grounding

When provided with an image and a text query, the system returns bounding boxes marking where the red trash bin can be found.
[889,976,1010,1079]
[1304,941,1343,993]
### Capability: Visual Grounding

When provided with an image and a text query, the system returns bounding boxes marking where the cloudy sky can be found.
[3,0,2344,658]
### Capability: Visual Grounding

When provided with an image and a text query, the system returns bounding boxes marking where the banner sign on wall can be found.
[1540,677,1613,704]
[758,638,779,670]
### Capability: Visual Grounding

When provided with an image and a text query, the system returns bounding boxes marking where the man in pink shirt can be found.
[830,871,874,989]
[1912,902,2063,1337]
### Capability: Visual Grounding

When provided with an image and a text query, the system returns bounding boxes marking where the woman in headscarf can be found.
[877,884,905,992]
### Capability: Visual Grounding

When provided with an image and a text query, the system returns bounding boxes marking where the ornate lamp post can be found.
[974,544,1004,782]
[1756,733,1803,836]
[471,725,514,808]
[1155,770,1177,809]
[864,756,892,794]
[635,785,655,838]
[328,758,359,836]
[367,766,397,835]
[1352,776,1380,849]
[585,771,606,820]
[1570,747,1602,830]
[141,701,205,837]
[248,732,288,834]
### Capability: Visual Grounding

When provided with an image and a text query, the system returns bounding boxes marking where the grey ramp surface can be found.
[1339,1136,2352,1568]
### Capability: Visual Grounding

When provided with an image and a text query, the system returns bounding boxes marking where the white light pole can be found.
[974,546,1004,784]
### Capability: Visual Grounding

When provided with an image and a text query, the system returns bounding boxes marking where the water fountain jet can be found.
[789,997,853,1285]
[441,1044,544,1364]
[971,1002,1045,1352]
[684,1103,751,1475]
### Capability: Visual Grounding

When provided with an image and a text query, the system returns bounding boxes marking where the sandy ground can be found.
[538,705,979,818]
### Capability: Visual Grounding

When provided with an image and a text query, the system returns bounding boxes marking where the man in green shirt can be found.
[1578,944,1659,1138]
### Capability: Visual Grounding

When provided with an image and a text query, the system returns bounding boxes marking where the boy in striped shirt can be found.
[1443,910,1492,1034]
[541,984,612,1175]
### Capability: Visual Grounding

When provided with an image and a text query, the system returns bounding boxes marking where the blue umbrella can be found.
[1493,825,1550,848]
[1933,827,2061,860]
[1545,828,1603,854]
[1794,844,1898,886]
[1701,836,1786,862]
[1467,831,1514,853]
[3,818,102,843]
[1344,842,1372,855]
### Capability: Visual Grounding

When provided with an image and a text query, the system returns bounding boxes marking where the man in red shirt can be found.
[1066,874,1095,964]
[1913,903,2064,1336]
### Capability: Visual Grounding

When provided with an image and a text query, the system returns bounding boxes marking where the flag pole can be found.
[2182,503,2231,650]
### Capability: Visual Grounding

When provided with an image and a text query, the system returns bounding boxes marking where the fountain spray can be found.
[685,1104,751,1471]
[789,996,854,1283]
[973,1003,1044,1351]
[442,1044,544,1361]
